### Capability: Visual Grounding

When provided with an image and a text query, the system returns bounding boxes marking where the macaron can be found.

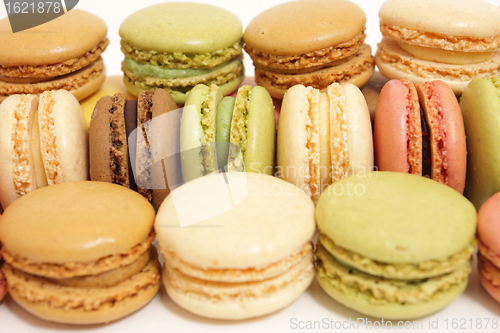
[180,84,275,182]
[0,9,108,102]
[119,3,244,105]
[155,172,315,319]
[0,90,88,208]
[244,0,374,99]
[375,0,500,94]
[277,83,373,203]
[460,76,500,209]
[80,75,137,128]
[0,214,5,303]
[477,192,500,303]
[90,88,179,211]
[316,171,476,319]
[0,181,160,324]
[374,79,466,193]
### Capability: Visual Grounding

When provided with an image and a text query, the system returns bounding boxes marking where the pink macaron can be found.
[478,192,500,303]
[374,79,466,193]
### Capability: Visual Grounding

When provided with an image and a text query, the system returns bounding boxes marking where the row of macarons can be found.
[0,168,498,323]
[1,72,500,322]
[1,0,500,106]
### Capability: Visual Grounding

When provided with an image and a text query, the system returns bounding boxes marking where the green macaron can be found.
[119,3,244,105]
[315,171,476,319]
[180,84,275,182]
[460,76,500,210]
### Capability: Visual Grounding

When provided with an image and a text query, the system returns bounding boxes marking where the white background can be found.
[1,0,500,332]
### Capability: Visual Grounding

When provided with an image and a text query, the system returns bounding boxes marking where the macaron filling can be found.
[316,243,470,305]
[228,86,252,172]
[319,234,476,280]
[109,94,129,187]
[397,42,496,65]
[124,58,233,79]
[121,40,242,69]
[478,253,500,288]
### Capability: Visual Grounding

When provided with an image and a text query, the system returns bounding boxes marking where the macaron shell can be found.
[0,181,155,263]
[46,90,89,183]
[242,86,276,174]
[379,0,500,39]
[155,172,315,270]
[316,172,477,263]
[179,104,206,182]
[244,0,366,56]
[316,266,468,320]
[0,95,38,207]
[119,3,242,54]
[341,83,373,175]
[375,38,500,94]
[89,96,114,183]
[0,9,107,67]
[374,79,420,174]
[477,192,500,264]
[277,85,314,197]
[416,80,466,193]
[460,76,500,209]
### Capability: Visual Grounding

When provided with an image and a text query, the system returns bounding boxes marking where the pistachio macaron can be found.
[460,76,500,209]
[0,9,108,101]
[0,181,160,324]
[119,3,244,105]
[316,172,476,319]
[244,0,374,99]
[376,0,500,94]
[155,172,315,319]
[180,84,275,182]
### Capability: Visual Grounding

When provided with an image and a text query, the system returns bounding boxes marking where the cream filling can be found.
[398,42,495,65]
[38,91,62,185]
[328,83,349,182]
[30,108,47,188]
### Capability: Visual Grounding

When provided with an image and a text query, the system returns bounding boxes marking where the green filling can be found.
[124,58,232,79]
[216,96,236,170]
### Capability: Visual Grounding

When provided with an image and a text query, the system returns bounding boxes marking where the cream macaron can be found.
[0,90,88,208]
[155,172,315,319]
[277,83,373,203]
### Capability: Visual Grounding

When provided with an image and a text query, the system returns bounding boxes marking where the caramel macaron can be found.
[0,9,109,102]
[376,0,500,94]
[244,0,374,99]
[0,181,160,324]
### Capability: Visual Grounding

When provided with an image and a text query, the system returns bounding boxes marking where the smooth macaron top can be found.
[244,0,366,56]
[478,193,500,256]
[380,0,500,38]
[0,9,107,67]
[0,181,155,263]
[316,172,476,263]
[155,172,315,270]
[119,2,242,54]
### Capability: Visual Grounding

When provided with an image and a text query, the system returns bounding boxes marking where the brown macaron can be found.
[0,10,109,102]
[90,89,179,210]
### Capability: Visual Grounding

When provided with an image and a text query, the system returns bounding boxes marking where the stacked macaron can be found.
[90,88,179,211]
[244,0,374,99]
[460,76,500,209]
[277,82,373,203]
[376,0,500,94]
[477,193,500,303]
[0,181,161,324]
[155,172,315,319]
[0,90,88,208]
[119,3,244,105]
[180,83,275,182]
[316,172,476,319]
[0,9,108,101]
[374,79,466,193]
